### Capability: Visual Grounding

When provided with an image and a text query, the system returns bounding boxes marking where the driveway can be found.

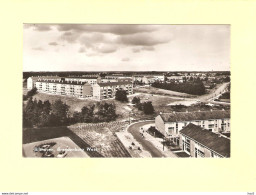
[127,121,166,157]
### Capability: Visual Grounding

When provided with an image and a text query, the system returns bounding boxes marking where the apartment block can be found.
[65,76,101,85]
[27,76,60,89]
[92,81,133,100]
[35,80,92,98]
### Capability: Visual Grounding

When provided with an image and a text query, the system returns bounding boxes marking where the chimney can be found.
[210,109,212,112]
[186,110,188,113]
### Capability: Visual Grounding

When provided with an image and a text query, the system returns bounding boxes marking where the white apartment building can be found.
[27,76,60,89]
[35,80,92,98]
[92,81,133,100]
[65,76,101,85]
[155,110,230,138]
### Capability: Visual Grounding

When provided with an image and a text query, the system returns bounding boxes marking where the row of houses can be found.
[154,110,230,158]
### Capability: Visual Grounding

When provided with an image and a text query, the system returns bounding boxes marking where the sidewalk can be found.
[139,127,177,158]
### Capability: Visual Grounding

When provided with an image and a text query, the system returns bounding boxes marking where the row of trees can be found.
[73,102,117,123]
[132,96,154,115]
[23,98,118,128]
[23,98,70,127]
[151,80,206,95]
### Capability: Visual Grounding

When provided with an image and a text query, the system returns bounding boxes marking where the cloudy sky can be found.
[23,24,230,72]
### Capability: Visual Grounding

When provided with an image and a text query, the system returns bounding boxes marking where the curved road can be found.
[127,121,165,157]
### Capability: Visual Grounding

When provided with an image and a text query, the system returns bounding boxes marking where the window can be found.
[195,148,205,158]
[208,124,214,128]
[184,137,190,153]
[168,127,174,134]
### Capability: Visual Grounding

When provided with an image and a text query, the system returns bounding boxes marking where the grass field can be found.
[134,86,195,98]
[27,89,180,120]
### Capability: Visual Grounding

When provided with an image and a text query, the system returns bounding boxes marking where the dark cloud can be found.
[60,31,80,43]
[119,33,171,46]
[96,44,117,53]
[32,47,44,51]
[56,24,157,35]
[122,58,130,62]
[141,46,155,51]
[49,42,58,46]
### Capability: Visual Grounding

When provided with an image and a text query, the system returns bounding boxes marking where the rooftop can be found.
[98,81,133,87]
[180,123,230,157]
[30,76,60,81]
[66,76,99,79]
[36,80,91,86]
[160,110,230,122]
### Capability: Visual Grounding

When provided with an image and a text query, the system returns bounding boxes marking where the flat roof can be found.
[98,81,133,87]
[36,80,91,86]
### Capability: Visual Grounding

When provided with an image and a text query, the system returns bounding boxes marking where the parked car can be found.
[57,150,67,158]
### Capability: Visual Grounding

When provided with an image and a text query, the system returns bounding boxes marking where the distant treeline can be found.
[23,98,117,128]
[23,71,230,79]
[151,80,206,95]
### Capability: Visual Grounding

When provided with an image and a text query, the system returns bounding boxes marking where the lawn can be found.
[28,89,180,120]
[134,86,195,98]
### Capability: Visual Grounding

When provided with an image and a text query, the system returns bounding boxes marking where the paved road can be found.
[127,121,166,157]
[199,82,230,102]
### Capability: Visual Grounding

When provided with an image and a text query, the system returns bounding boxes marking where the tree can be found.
[96,102,117,122]
[51,99,70,125]
[132,96,140,105]
[115,89,128,102]
[81,105,95,122]
[143,101,154,115]
[26,87,38,97]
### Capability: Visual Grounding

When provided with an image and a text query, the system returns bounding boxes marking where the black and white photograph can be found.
[22,24,230,158]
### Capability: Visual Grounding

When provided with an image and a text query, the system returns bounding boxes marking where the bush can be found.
[132,96,140,105]
[115,89,128,102]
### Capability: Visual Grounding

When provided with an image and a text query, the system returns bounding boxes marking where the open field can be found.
[23,136,90,158]
[25,88,179,120]
[134,86,195,98]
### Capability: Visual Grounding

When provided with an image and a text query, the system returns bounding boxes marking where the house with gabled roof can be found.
[155,110,230,138]
[179,123,230,158]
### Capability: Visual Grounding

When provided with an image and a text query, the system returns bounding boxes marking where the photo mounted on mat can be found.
[22,24,230,158]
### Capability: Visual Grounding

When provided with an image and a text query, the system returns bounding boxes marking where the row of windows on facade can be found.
[183,137,221,158]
